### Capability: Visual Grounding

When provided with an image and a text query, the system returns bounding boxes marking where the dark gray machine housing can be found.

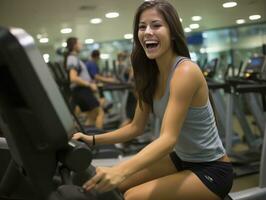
[0,26,76,199]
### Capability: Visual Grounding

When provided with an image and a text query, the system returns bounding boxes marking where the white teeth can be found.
[145,41,158,44]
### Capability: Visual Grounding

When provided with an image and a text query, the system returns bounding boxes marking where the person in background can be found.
[64,37,104,129]
[73,0,233,199]
[86,50,118,84]
[116,52,132,82]
[116,51,137,127]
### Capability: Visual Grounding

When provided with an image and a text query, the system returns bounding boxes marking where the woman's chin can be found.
[145,52,157,60]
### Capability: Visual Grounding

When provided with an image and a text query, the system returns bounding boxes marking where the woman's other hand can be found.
[83,166,126,193]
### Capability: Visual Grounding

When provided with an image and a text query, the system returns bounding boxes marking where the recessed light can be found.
[189,24,200,29]
[192,16,202,21]
[223,1,237,8]
[184,27,191,32]
[85,38,94,44]
[60,28,72,34]
[105,12,119,18]
[62,42,67,47]
[90,18,102,24]
[124,34,133,39]
[236,19,245,24]
[249,15,261,20]
[39,38,49,43]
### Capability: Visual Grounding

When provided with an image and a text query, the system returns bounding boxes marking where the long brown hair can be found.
[131,0,190,111]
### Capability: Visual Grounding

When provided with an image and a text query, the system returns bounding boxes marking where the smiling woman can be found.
[138,9,171,60]
[73,1,233,200]
[132,0,190,109]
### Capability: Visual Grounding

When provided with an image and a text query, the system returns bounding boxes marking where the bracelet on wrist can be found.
[92,134,96,146]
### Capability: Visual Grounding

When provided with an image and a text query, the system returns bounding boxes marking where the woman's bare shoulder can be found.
[172,60,202,83]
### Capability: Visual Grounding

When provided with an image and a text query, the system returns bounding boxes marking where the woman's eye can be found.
[138,25,146,30]
[152,24,161,29]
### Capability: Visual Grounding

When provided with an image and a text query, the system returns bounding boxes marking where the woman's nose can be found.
[144,25,153,35]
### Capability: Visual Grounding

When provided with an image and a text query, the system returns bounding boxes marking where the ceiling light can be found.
[85,38,94,44]
[62,42,67,47]
[90,18,102,24]
[236,19,245,24]
[249,15,261,20]
[124,34,133,39]
[105,12,119,18]
[184,27,191,32]
[60,28,72,34]
[189,24,200,29]
[223,1,237,8]
[39,38,49,43]
[192,16,202,21]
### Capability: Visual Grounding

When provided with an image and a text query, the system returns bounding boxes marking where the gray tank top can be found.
[153,56,225,162]
[66,54,92,89]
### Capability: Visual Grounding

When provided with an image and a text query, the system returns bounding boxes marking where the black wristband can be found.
[92,134,96,146]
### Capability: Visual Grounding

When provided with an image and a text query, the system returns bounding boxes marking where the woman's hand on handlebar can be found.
[72,132,92,145]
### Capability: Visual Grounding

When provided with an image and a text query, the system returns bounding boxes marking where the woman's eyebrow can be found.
[151,20,162,23]
[139,19,162,24]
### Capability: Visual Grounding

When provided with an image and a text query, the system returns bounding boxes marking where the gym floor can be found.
[231,173,259,192]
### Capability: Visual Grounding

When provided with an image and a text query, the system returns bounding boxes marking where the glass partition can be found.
[48,23,266,80]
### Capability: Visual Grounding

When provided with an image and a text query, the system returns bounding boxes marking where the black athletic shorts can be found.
[169,152,234,199]
[72,86,99,112]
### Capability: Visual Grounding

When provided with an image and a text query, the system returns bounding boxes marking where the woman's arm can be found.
[69,69,94,88]
[82,62,203,192]
[114,62,201,178]
[74,100,150,145]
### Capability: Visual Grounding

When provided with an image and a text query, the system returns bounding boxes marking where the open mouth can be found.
[145,40,159,50]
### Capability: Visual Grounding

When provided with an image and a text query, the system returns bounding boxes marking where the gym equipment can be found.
[203,58,231,139]
[47,61,123,159]
[228,112,266,200]
[203,58,245,146]
[0,137,10,183]
[0,26,124,200]
[225,56,266,153]
[203,57,266,177]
